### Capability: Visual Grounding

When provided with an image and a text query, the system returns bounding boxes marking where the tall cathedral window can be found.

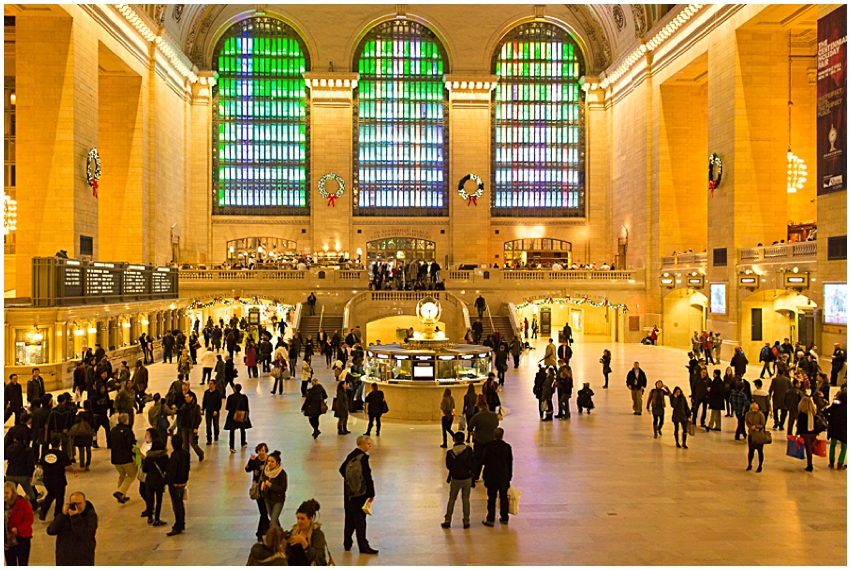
[212,17,310,215]
[353,20,449,217]
[492,23,585,217]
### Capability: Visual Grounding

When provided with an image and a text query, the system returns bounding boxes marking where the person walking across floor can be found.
[481,427,513,527]
[259,450,287,529]
[646,380,671,438]
[785,378,804,436]
[335,378,351,435]
[363,383,386,437]
[165,434,190,536]
[37,436,77,521]
[509,336,522,369]
[5,433,38,512]
[474,295,486,319]
[176,392,205,462]
[141,437,169,527]
[626,362,648,415]
[669,387,690,448]
[201,381,223,446]
[769,368,793,430]
[107,413,136,504]
[340,436,378,555]
[745,402,767,472]
[245,443,271,540]
[730,381,750,441]
[199,348,216,385]
[302,378,328,439]
[439,388,456,448]
[224,383,251,452]
[441,431,473,530]
[706,371,725,432]
[542,338,557,367]
[796,392,822,472]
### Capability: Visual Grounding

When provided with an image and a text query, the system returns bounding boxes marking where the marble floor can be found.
[10,340,847,566]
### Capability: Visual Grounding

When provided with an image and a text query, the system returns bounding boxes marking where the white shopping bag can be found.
[507,486,521,516]
[362,498,373,516]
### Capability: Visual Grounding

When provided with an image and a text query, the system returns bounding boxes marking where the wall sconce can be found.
[74,329,84,337]
[9,92,15,106]
[122,322,131,328]
[87,326,97,334]
[32,327,43,342]
[142,319,150,325]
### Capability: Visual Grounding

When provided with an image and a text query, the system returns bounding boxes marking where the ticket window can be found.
[14,328,49,366]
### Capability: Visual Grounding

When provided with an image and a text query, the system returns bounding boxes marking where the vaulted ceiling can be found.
[143,4,674,74]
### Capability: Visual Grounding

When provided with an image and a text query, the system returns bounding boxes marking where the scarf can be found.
[799,396,817,431]
[264,462,283,481]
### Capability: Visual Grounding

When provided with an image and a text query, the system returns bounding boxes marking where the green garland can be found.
[514,296,628,312]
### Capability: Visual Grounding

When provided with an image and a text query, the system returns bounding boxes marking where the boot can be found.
[675,434,681,448]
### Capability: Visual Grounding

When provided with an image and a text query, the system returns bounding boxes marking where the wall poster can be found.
[817,5,847,195]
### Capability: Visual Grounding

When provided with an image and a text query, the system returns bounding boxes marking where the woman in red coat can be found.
[4,481,34,566]
[245,341,259,379]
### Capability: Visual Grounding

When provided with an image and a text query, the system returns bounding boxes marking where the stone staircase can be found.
[298,314,344,340]
[476,314,516,342]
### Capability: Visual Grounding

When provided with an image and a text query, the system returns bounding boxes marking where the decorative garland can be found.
[86,148,101,198]
[187,296,294,312]
[514,296,628,313]
[708,153,722,197]
[318,173,345,207]
[457,173,484,206]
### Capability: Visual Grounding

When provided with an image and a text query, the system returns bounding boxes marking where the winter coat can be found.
[6,494,33,540]
[334,383,349,419]
[46,501,98,566]
[224,393,252,430]
[708,378,726,410]
[114,387,135,415]
[302,384,328,417]
[142,449,169,491]
[132,366,149,392]
[768,375,793,409]
[731,352,748,376]
[481,439,513,487]
[826,391,847,443]
[108,423,136,465]
[670,394,690,423]
[647,387,670,411]
[260,468,288,504]
[784,387,803,413]
[752,389,771,416]
[445,443,474,480]
[577,387,595,410]
[5,440,35,477]
[72,410,95,447]
[245,346,258,367]
[166,448,190,485]
[177,401,202,432]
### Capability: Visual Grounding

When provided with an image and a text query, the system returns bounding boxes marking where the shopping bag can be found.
[32,465,44,487]
[507,486,522,516]
[686,420,696,437]
[786,435,805,460]
[458,416,467,431]
[362,498,373,516]
[813,439,828,458]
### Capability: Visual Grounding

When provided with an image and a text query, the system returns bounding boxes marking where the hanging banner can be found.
[817,5,847,195]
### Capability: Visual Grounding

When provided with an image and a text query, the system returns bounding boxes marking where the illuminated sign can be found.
[784,272,810,287]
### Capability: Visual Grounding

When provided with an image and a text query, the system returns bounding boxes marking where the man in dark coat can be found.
[176,392,205,462]
[768,371,793,430]
[472,319,484,344]
[46,491,98,565]
[731,346,748,377]
[93,344,106,364]
[481,427,513,526]
[557,339,572,365]
[831,343,847,386]
[339,436,378,555]
[5,373,24,425]
[166,434,191,536]
[133,360,150,414]
[162,332,175,364]
[626,362,648,415]
[26,368,46,407]
[474,295,486,319]
[690,368,711,427]
[201,381,223,445]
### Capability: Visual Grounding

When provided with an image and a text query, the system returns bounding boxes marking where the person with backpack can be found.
[339,436,378,555]
[70,401,94,471]
[759,342,775,379]
[441,431,474,530]
[555,365,574,419]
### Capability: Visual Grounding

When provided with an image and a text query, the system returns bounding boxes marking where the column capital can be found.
[190,70,217,104]
[443,75,499,93]
[304,72,360,92]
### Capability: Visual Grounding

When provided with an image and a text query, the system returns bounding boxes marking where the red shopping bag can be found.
[813,439,828,458]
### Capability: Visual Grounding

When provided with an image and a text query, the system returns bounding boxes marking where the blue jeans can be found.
[266,499,284,528]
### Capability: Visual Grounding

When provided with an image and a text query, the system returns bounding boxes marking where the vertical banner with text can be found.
[817,5,847,195]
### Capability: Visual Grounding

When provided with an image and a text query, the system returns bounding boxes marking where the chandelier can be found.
[785,33,807,194]
[3,194,16,234]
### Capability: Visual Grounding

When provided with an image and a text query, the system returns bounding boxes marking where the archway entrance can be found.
[503,238,572,268]
[226,237,298,264]
[662,289,707,349]
[741,290,815,358]
[365,238,436,262]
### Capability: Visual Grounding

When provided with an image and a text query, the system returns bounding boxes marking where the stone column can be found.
[186,72,214,263]
[16,12,99,296]
[583,79,612,268]
[444,75,498,267]
[303,72,358,256]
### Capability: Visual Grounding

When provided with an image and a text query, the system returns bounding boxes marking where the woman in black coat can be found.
[224,384,251,452]
[826,389,847,469]
[494,346,509,385]
[142,438,169,526]
[706,374,726,431]
[245,443,270,539]
[72,402,95,470]
[669,387,690,448]
[302,379,327,439]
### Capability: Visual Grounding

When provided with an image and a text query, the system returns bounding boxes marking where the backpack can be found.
[344,454,367,498]
[157,404,171,435]
[447,447,473,480]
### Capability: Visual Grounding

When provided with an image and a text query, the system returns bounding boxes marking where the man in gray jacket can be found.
[768,368,793,430]
[468,402,499,484]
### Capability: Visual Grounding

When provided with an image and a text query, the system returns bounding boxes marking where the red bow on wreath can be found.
[467,195,477,206]
[708,179,717,198]
[91,179,98,197]
[327,195,337,207]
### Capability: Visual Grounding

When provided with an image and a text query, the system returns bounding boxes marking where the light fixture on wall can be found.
[87,326,97,334]
[31,325,43,342]
[123,322,131,328]
[3,194,17,234]
[9,92,15,106]
[786,32,807,194]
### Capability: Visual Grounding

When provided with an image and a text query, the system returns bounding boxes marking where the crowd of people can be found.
[4,312,846,565]
[367,259,443,291]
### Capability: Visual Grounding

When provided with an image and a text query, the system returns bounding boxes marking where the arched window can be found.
[212,17,310,215]
[353,20,449,217]
[492,23,585,217]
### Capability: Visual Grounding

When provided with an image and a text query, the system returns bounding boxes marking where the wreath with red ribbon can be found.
[86,148,101,198]
[458,173,484,206]
[708,153,722,197]
[318,173,345,207]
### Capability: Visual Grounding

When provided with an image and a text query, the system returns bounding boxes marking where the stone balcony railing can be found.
[739,242,817,263]
[660,252,707,270]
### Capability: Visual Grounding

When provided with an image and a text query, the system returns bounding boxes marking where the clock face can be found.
[421,302,438,320]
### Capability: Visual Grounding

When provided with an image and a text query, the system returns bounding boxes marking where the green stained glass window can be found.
[212,18,310,215]
[353,20,449,217]
[492,23,585,217]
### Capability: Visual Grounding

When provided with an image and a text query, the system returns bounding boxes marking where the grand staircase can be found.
[475,314,516,342]
[298,314,344,340]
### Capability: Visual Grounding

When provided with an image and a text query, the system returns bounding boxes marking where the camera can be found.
[68,503,77,513]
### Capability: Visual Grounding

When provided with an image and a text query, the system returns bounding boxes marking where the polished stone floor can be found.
[12,340,847,566]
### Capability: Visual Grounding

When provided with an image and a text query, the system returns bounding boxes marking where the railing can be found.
[338,271,364,280]
[318,305,325,330]
[502,270,546,280]
[738,242,817,263]
[448,271,472,280]
[293,302,303,332]
[485,304,495,332]
[660,252,708,268]
[507,302,521,336]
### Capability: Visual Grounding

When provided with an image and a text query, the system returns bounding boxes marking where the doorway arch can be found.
[662,289,708,349]
[740,290,815,359]
[365,238,436,262]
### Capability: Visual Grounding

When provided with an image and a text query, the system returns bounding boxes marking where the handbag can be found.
[381,400,389,414]
[32,465,44,487]
[137,466,147,483]
[751,429,772,445]
[458,416,467,431]
[249,481,261,501]
[686,420,696,436]
[786,435,805,460]
[325,543,336,566]
[234,410,249,424]
[68,419,92,437]
[320,400,329,415]
[507,485,522,516]
[813,438,828,457]
[270,367,282,379]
